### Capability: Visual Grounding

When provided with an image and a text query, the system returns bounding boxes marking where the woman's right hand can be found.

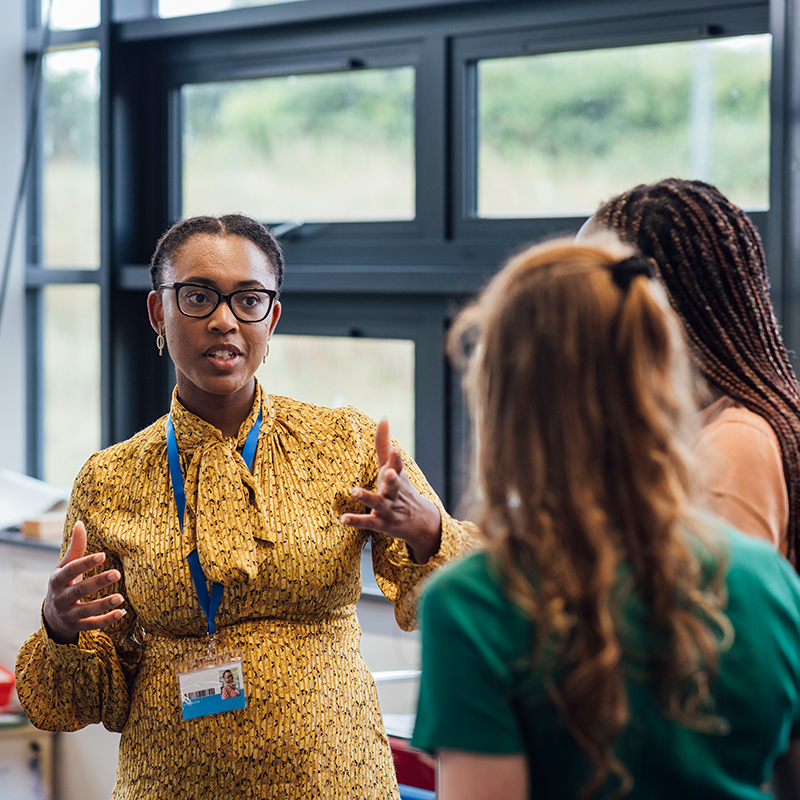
[42,520,126,645]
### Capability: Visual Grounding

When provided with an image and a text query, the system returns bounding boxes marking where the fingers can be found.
[342,485,388,531]
[60,520,88,567]
[44,523,126,643]
[54,552,107,590]
[48,597,127,642]
[344,480,405,533]
[44,566,125,644]
[348,417,407,533]
[54,521,117,592]
[375,418,391,468]
[76,609,127,632]
[72,596,127,631]
[340,511,378,530]
[386,434,403,474]
[375,419,405,475]
[65,567,122,605]
[351,482,398,512]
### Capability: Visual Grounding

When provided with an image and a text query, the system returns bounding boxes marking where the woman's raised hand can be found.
[341,419,442,563]
[42,520,126,645]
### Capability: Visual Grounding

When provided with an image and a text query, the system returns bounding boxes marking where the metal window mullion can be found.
[416,34,449,240]
[769,0,800,363]
[24,42,45,477]
[99,0,114,448]
[167,86,183,224]
[25,288,44,478]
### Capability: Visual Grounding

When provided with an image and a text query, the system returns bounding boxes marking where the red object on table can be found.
[389,735,436,791]
[0,663,15,708]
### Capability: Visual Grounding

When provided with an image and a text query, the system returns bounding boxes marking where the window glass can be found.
[256,335,415,457]
[161,0,308,16]
[43,285,101,488]
[477,34,770,217]
[182,68,415,222]
[43,48,100,267]
[42,0,100,30]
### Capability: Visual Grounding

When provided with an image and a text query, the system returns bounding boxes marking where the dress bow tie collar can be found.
[169,384,275,585]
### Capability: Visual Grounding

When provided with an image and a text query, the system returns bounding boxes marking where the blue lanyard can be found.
[166,409,262,635]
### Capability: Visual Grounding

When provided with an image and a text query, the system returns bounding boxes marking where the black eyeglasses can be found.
[159,283,277,323]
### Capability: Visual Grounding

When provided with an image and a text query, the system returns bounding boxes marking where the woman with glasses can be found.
[413,237,800,799]
[16,213,475,799]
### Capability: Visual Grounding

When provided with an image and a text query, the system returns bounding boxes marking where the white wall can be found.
[0,0,27,473]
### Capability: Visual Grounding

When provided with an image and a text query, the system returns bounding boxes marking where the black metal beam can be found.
[769,0,800,365]
[114,0,768,44]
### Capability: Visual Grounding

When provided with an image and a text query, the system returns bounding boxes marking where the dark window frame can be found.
[451,5,770,241]
[25,0,792,509]
[166,39,426,237]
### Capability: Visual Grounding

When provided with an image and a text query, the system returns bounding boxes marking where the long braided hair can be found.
[593,178,800,565]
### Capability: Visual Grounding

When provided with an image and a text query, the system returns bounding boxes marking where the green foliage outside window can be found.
[42,49,100,267]
[182,68,415,221]
[478,36,770,216]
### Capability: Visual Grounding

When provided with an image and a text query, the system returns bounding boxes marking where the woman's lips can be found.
[204,346,242,369]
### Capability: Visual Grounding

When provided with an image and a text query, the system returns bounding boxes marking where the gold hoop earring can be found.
[263,342,269,364]
[156,330,165,357]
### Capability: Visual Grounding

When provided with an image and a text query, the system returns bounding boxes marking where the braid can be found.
[149,213,285,292]
[595,178,800,566]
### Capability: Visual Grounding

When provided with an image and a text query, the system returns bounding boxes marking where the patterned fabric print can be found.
[16,384,477,799]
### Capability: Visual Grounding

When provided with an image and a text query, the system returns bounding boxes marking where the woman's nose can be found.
[207,298,239,331]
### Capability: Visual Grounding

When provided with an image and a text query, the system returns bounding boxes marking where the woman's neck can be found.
[697,381,724,412]
[176,379,257,439]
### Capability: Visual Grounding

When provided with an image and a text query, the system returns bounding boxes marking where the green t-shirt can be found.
[412,525,800,799]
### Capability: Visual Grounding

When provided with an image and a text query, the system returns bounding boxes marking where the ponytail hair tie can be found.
[611,256,653,291]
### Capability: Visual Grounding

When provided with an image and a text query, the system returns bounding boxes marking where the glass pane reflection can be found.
[43,285,101,488]
[161,0,308,16]
[182,68,415,222]
[42,0,100,30]
[256,335,415,457]
[43,48,100,267]
[477,34,770,217]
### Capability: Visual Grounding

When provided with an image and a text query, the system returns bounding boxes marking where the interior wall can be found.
[0,0,26,473]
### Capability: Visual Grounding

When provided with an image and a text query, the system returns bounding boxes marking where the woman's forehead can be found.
[166,233,276,286]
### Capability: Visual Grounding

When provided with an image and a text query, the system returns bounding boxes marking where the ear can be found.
[147,290,164,334]
[266,300,282,339]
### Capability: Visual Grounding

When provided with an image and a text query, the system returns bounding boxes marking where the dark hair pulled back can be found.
[149,213,285,293]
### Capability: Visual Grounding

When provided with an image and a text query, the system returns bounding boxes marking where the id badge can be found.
[177,653,247,720]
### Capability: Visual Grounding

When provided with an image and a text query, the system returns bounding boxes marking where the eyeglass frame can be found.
[159,282,278,323]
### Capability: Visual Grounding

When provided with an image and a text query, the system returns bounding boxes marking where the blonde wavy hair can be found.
[449,237,733,798]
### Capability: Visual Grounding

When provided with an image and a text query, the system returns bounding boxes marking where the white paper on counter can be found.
[0,469,69,531]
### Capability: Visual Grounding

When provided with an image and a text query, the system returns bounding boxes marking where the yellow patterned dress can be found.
[16,384,475,799]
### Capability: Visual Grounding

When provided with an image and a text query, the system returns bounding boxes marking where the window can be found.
[42,48,100,267]
[160,0,310,18]
[42,284,101,487]
[182,67,415,223]
[26,41,102,482]
[257,334,415,456]
[475,34,771,218]
[23,0,779,499]
[43,0,99,30]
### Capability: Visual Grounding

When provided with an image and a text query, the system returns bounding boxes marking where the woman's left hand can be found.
[341,419,442,563]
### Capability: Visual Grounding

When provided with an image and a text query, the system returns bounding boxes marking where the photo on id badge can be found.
[220,667,242,699]
[179,656,247,720]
